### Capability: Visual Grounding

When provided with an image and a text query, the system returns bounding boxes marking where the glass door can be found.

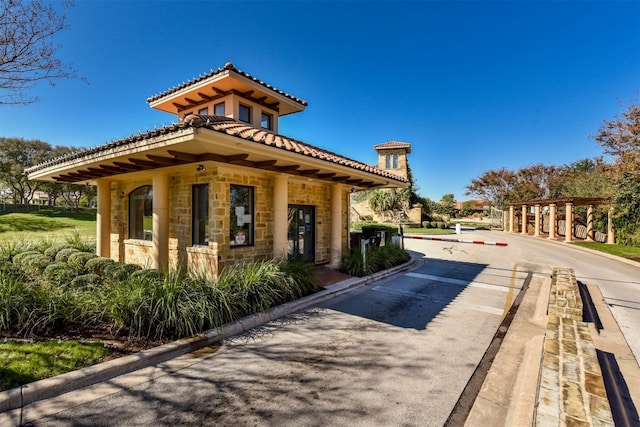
[287,205,315,262]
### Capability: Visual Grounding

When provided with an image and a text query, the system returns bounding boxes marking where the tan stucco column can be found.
[521,205,528,235]
[509,205,515,233]
[152,171,169,270]
[586,205,594,242]
[548,203,557,240]
[565,202,574,242]
[534,204,541,237]
[96,179,111,258]
[607,206,615,244]
[330,183,343,269]
[272,174,288,258]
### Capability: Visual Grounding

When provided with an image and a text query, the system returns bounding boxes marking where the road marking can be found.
[371,286,504,316]
[501,263,518,321]
[406,272,510,292]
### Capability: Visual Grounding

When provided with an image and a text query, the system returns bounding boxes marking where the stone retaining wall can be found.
[536,268,614,426]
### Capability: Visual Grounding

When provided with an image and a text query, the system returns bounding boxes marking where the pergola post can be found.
[96,179,111,258]
[586,205,594,242]
[564,202,574,243]
[272,174,289,258]
[548,203,557,240]
[152,171,169,270]
[607,206,615,244]
[521,205,528,235]
[509,205,515,233]
[534,204,541,237]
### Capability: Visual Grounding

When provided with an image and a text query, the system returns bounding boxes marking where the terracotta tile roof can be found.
[25,115,407,184]
[146,62,308,107]
[374,141,412,153]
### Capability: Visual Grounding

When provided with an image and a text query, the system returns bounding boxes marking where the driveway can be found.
[24,235,527,426]
[21,231,640,426]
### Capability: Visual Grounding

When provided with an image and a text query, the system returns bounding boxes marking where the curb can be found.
[0,257,416,414]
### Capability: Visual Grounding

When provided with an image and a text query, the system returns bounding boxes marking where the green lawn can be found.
[0,209,96,242]
[570,241,640,261]
[0,340,110,391]
[402,227,455,235]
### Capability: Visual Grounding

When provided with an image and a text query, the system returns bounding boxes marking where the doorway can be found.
[288,205,315,262]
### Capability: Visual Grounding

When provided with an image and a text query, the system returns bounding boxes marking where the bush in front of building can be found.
[339,243,410,277]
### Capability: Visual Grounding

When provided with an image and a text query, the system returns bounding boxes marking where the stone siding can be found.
[536,268,613,426]
[107,166,346,273]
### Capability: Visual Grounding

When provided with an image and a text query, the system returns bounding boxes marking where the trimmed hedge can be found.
[85,257,115,275]
[68,252,96,270]
[44,244,77,260]
[18,253,51,277]
[71,273,103,289]
[55,248,81,263]
[44,262,79,286]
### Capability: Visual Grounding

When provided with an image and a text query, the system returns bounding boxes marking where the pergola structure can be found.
[505,197,614,244]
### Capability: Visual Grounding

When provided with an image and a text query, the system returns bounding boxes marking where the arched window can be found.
[385,154,391,169]
[129,185,153,241]
[393,154,399,169]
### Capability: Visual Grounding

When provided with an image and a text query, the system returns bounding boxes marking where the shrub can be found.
[44,262,78,286]
[280,258,317,296]
[130,269,164,283]
[105,263,143,283]
[350,221,378,232]
[55,248,81,263]
[12,250,43,268]
[431,221,438,228]
[19,253,52,277]
[64,229,97,253]
[68,252,96,270]
[0,266,71,335]
[71,273,103,289]
[85,257,115,275]
[422,221,432,228]
[340,244,410,277]
[44,244,77,260]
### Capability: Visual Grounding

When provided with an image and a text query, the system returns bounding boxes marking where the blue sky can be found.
[1,0,639,201]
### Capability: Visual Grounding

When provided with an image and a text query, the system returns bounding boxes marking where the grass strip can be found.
[0,340,110,391]
[570,242,640,260]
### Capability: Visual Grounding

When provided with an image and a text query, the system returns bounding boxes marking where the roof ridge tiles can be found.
[146,62,308,107]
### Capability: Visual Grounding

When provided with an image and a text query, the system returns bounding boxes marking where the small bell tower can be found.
[374,141,412,179]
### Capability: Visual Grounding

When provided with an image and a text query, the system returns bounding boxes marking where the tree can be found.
[466,167,517,209]
[593,101,640,246]
[437,193,456,217]
[0,0,79,104]
[594,103,640,157]
[559,157,614,199]
[0,137,53,203]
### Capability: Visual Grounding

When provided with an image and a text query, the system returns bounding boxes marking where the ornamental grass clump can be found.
[216,260,296,317]
[104,268,228,339]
